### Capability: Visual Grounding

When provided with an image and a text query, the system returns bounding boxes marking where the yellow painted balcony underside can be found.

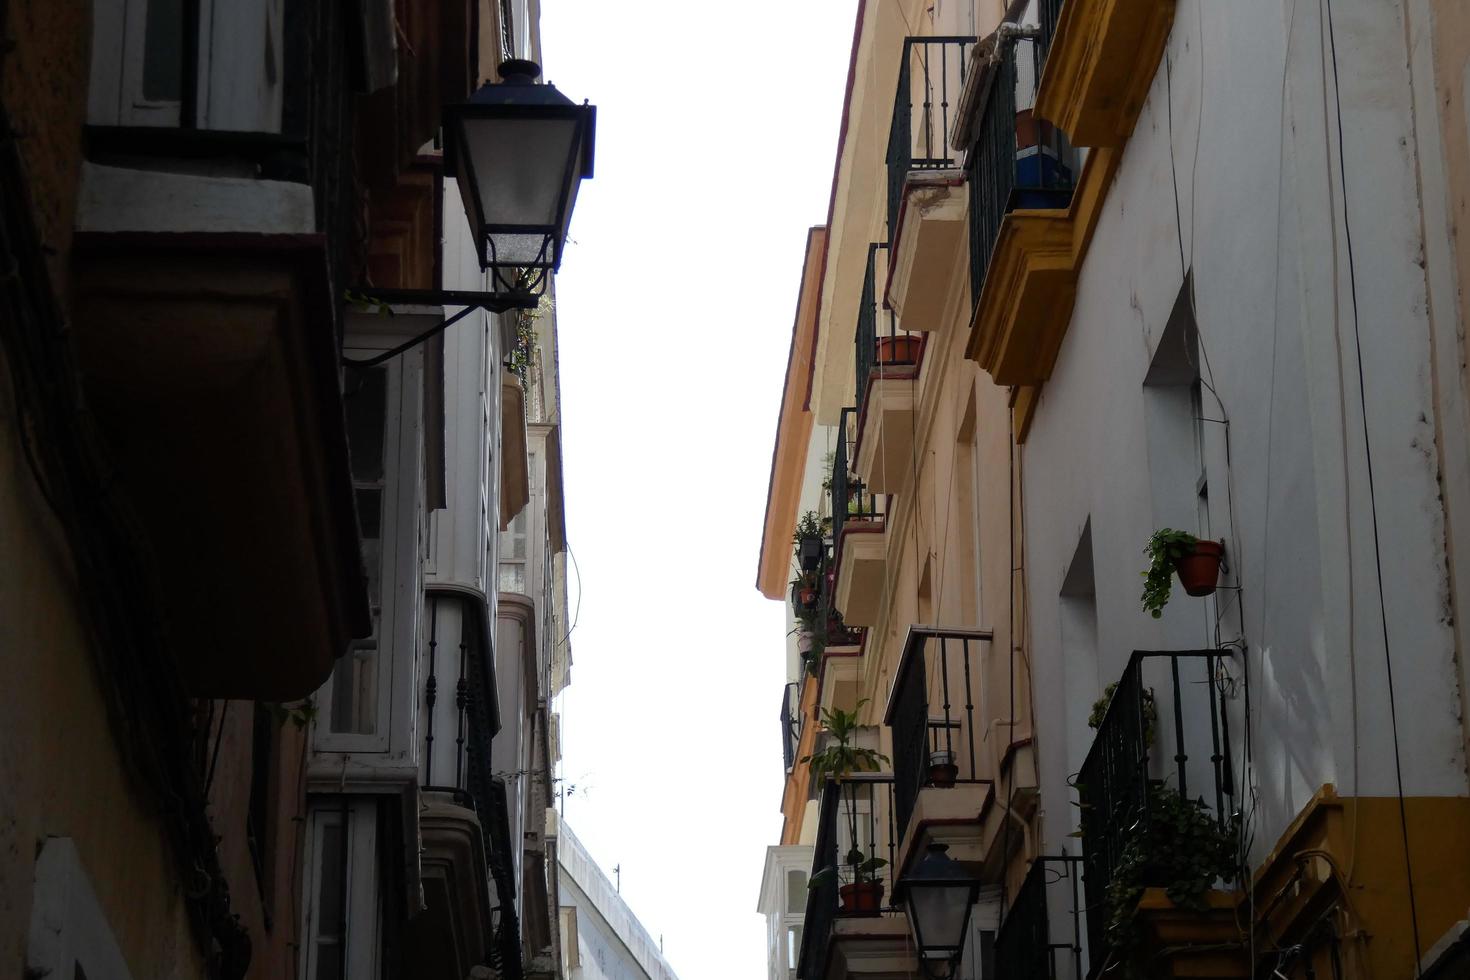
[1034,0,1176,149]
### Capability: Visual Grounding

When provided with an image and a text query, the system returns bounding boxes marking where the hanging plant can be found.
[1140,530,1224,617]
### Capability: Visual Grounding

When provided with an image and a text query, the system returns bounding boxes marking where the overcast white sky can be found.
[539,4,858,977]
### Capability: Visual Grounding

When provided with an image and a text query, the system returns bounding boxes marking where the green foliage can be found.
[1088,682,1158,748]
[801,700,889,782]
[1099,783,1240,967]
[261,698,317,729]
[809,850,888,889]
[1140,528,1199,618]
[508,293,553,390]
[794,511,826,546]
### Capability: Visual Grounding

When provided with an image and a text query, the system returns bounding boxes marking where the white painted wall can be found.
[558,818,680,980]
[1020,0,1470,866]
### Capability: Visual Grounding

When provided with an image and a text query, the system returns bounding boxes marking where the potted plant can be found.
[794,511,827,573]
[875,334,921,365]
[1095,783,1240,968]
[928,749,958,788]
[803,701,891,914]
[1140,529,1224,617]
[791,573,819,612]
[810,848,889,913]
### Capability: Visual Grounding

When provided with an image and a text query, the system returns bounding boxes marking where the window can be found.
[333,365,390,738]
[785,869,806,914]
[247,703,275,928]
[316,342,423,755]
[25,839,133,980]
[88,0,284,130]
[301,802,380,980]
[499,508,529,593]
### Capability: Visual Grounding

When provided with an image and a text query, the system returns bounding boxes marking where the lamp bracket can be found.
[350,287,538,313]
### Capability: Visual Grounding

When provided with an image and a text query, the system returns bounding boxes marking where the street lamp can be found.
[901,843,981,978]
[347,59,596,364]
[443,58,597,301]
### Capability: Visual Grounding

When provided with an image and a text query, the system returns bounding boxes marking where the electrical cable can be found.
[204,699,231,797]
[1322,0,1423,965]
[340,304,479,368]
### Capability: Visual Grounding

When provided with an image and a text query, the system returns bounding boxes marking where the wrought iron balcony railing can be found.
[853,243,921,420]
[887,36,979,238]
[831,406,884,547]
[421,590,499,803]
[884,627,992,840]
[798,775,901,979]
[995,856,1088,980]
[782,681,802,774]
[1076,651,1237,957]
[967,37,1075,307]
[1037,0,1065,74]
[419,591,523,980]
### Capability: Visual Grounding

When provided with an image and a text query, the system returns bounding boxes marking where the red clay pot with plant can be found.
[798,586,818,609]
[875,335,921,365]
[839,881,884,913]
[1176,540,1224,596]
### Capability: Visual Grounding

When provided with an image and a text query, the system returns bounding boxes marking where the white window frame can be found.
[300,800,381,980]
[88,0,285,129]
[27,838,135,980]
[316,343,423,754]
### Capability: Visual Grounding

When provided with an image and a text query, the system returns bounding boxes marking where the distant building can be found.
[556,816,680,980]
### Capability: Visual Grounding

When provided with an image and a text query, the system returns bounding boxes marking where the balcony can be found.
[832,407,889,628]
[885,37,977,331]
[1077,651,1242,976]
[884,628,1021,879]
[1033,0,1176,149]
[407,590,501,980]
[965,36,1078,395]
[853,244,921,496]
[994,856,1089,980]
[799,777,914,980]
[886,37,978,240]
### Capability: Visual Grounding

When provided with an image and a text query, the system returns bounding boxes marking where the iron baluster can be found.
[963,637,977,781]
[424,595,439,786]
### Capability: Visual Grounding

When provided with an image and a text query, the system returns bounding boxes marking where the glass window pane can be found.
[331,644,378,734]
[786,870,806,913]
[498,562,526,595]
[316,822,344,939]
[345,367,388,483]
[141,0,183,102]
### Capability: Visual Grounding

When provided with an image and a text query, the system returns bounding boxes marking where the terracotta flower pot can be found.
[798,587,818,609]
[1176,540,1224,597]
[929,763,959,788]
[875,335,921,365]
[839,880,884,913]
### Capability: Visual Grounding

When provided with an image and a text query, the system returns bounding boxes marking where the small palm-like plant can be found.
[802,700,889,781]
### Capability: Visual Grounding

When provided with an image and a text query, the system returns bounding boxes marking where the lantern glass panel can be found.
[467,115,576,225]
[906,883,971,957]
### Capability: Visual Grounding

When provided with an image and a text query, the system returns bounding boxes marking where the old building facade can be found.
[759,1,1470,978]
[1,1,591,978]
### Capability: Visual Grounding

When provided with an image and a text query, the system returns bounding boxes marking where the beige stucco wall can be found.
[0,353,205,977]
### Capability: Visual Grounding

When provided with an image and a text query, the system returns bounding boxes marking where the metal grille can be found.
[799,781,840,980]
[1038,0,1066,70]
[995,856,1087,980]
[884,628,989,840]
[854,243,919,420]
[967,40,1076,309]
[1076,651,1236,958]
[781,682,800,773]
[800,774,903,979]
[886,36,978,239]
